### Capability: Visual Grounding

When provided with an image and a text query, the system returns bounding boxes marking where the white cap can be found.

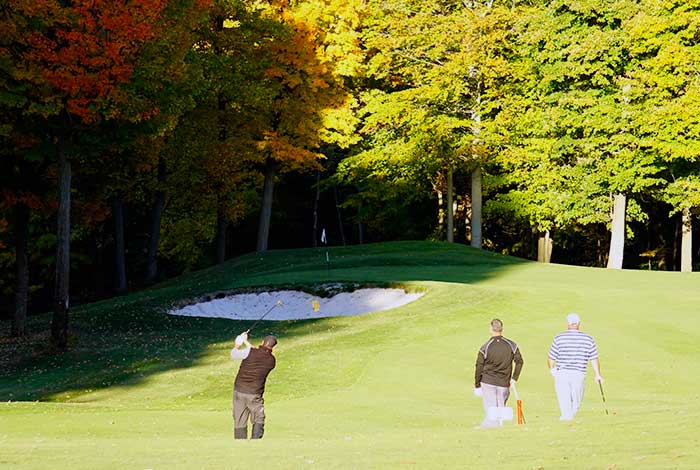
[567,313,581,325]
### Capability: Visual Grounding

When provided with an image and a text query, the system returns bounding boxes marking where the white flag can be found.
[321,228,327,244]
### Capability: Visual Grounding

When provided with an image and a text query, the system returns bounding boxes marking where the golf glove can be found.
[235,332,248,346]
[473,387,482,398]
[550,367,557,377]
[595,375,604,384]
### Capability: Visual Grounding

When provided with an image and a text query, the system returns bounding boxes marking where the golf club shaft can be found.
[247,303,280,333]
[598,381,609,415]
[510,382,520,401]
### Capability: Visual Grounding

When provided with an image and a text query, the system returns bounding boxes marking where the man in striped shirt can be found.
[547,313,603,420]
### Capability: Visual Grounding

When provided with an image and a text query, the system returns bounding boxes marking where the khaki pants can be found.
[480,382,510,428]
[233,390,265,439]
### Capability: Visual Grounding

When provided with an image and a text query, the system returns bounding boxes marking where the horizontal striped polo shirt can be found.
[548,329,598,373]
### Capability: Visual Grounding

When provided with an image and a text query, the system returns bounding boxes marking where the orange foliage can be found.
[16,0,168,124]
[253,2,344,171]
[0,218,7,249]
[257,131,323,171]
[74,200,110,229]
[2,189,49,212]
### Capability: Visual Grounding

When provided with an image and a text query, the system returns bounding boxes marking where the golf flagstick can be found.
[321,228,330,277]
[598,381,609,415]
[510,382,525,425]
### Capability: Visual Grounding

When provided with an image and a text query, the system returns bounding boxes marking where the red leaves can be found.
[18,0,168,123]
[2,190,47,212]
[0,218,7,249]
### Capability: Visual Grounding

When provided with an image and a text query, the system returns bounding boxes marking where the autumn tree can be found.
[251,0,356,251]
[10,0,175,347]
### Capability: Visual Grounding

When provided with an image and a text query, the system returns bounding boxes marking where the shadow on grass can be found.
[0,241,527,402]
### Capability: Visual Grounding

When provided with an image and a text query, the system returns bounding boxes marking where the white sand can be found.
[168,288,423,320]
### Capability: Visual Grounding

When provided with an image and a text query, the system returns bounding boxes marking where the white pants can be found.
[554,370,585,420]
[480,382,510,428]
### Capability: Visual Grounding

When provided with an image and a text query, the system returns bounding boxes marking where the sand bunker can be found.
[168,288,423,320]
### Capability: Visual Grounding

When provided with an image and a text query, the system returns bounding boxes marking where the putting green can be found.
[1,241,698,469]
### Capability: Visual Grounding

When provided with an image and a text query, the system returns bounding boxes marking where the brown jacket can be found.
[234,346,276,395]
[474,336,523,388]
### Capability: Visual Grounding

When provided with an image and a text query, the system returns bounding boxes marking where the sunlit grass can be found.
[1,241,699,469]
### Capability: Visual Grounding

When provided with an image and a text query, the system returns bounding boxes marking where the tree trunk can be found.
[471,167,482,249]
[145,191,165,283]
[607,193,626,269]
[672,218,680,271]
[312,170,320,247]
[89,231,107,298]
[12,203,29,337]
[357,197,364,245]
[464,194,472,244]
[51,141,71,348]
[447,168,454,243]
[113,194,127,294]
[437,189,445,240]
[256,162,275,252]
[216,207,227,265]
[537,230,553,263]
[333,185,346,246]
[681,207,693,272]
[145,158,165,284]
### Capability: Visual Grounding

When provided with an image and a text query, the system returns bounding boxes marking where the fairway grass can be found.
[1,241,699,469]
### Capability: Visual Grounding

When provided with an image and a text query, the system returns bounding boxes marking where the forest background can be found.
[2,0,700,345]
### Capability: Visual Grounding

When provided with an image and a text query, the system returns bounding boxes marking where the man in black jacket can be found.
[230,332,277,439]
[474,319,524,427]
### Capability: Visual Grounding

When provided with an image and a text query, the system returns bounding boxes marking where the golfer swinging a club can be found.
[547,313,603,421]
[230,332,277,439]
[474,319,524,428]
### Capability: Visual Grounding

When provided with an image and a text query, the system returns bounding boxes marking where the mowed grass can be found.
[1,241,699,469]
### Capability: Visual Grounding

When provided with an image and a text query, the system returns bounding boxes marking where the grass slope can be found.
[1,241,699,469]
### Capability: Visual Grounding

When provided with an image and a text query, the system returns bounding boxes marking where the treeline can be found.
[2,1,700,345]
[342,0,700,273]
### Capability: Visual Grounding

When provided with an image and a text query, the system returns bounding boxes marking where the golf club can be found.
[510,381,526,425]
[246,300,283,333]
[598,381,609,415]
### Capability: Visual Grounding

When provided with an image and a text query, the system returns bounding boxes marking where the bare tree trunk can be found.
[256,161,275,252]
[437,189,445,240]
[681,207,693,272]
[145,158,165,284]
[216,206,227,265]
[464,194,473,244]
[447,168,454,243]
[333,185,346,246]
[537,230,553,263]
[12,203,29,337]
[357,195,364,245]
[312,170,320,247]
[51,141,71,348]
[145,191,164,283]
[672,218,680,271]
[113,194,127,294]
[607,193,626,269]
[471,168,482,249]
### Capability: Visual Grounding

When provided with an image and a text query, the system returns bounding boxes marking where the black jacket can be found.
[474,336,523,388]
